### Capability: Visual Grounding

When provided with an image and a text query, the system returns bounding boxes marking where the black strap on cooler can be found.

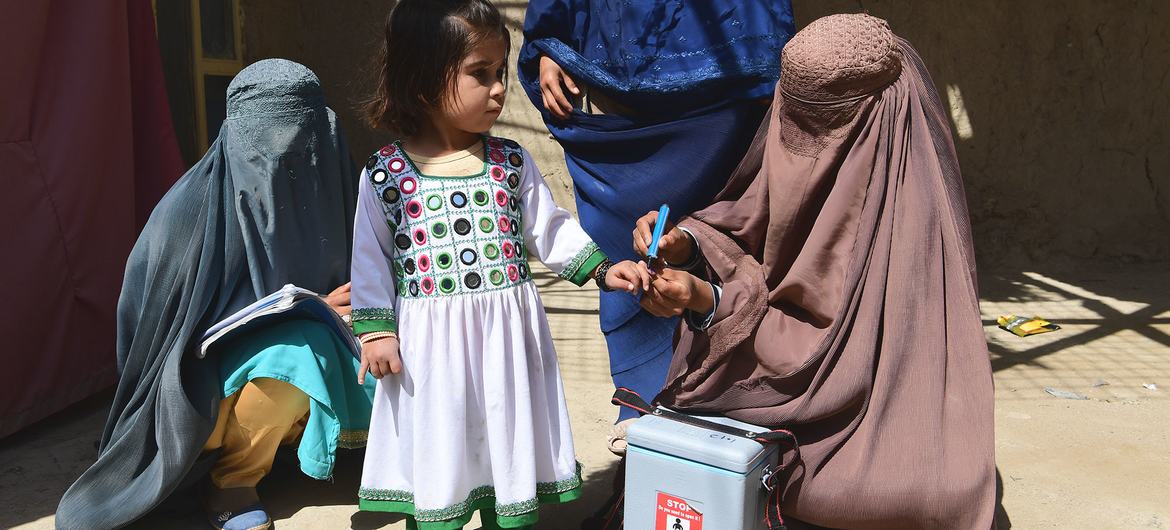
[611,387,655,415]
[611,388,799,530]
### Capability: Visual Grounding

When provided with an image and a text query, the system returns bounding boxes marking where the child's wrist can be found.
[592,259,616,292]
[360,331,398,344]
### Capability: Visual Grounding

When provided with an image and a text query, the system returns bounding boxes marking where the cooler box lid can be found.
[627,410,774,474]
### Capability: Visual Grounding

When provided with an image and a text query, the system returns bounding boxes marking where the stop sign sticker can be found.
[655,492,703,530]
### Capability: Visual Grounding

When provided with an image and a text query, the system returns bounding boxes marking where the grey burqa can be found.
[56,59,358,530]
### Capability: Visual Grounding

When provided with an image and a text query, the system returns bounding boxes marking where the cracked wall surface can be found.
[239,0,1170,264]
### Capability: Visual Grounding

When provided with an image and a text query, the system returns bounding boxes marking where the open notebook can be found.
[199,284,360,360]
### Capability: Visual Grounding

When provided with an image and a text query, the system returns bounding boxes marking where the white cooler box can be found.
[624,409,782,530]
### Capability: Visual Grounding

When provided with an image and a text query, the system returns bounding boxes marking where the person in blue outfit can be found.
[518,0,795,448]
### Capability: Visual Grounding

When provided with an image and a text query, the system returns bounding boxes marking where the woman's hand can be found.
[632,210,694,267]
[358,336,402,384]
[602,260,653,294]
[324,282,352,318]
[640,268,714,318]
[539,55,580,120]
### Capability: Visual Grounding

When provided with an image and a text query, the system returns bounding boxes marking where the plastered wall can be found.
[240,0,1170,264]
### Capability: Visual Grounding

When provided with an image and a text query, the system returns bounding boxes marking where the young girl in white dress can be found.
[350,1,649,528]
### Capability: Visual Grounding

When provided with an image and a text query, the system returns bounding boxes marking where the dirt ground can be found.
[2,264,1168,529]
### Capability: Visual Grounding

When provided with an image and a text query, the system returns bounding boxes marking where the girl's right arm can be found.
[351,168,402,381]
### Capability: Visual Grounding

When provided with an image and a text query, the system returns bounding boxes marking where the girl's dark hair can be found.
[364,0,510,136]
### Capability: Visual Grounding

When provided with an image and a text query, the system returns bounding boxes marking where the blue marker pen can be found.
[647,204,670,260]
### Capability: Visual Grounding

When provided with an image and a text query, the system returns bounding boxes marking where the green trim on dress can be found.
[352,307,397,334]
[358,465,582,528]
[559,242,607,286]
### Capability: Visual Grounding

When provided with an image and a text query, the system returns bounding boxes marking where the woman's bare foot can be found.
[607,418,637,456]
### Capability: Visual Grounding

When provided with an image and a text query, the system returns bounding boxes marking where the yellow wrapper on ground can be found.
[997,314,1061,337]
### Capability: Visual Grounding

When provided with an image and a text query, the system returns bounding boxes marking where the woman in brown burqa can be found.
[631,14,997,529]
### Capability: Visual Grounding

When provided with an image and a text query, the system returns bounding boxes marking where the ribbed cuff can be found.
[351,307,398,335]
[560,242,609,287]
[672,227,707,272]
[684,283,722,331]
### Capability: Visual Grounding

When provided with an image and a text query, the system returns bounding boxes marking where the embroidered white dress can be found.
[351,137,604,527]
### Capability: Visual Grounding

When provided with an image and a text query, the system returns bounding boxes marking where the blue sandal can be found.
[207,503,272,530]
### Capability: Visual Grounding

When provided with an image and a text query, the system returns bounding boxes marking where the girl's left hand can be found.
[604,260,652,294]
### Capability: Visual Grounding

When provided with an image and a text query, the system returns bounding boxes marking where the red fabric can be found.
[0,0,184,438]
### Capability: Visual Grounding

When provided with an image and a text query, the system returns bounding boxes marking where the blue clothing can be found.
[519,1,794,413]
[520,0,794,109]
[217,319,375,480]
[608,312,676,421]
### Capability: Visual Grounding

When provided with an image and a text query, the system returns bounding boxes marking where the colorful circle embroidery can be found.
[502,241,514,259]
[519,262,529,279]
[507,264,519,282]
[453,218,472,236]
[498,216,511,234]
[464,272,482,290]
[450,191,468,208]
[381,186,400,204]
[420,277,435,295]
[439,277,457,294]
[413,228,427,246]
[426,194,443,211]
[489,149,505,164]
[388,158,407,173]
[479,217,495,233]
[473,189,490,206]
[393,261,405,279]
[509,197,519,212]
[495,189,508,207]
[483,243,500,260]
[371,169,389,184]
[365,155,378,171]
[488,138,503,149]
[408,280,420,297]
[405,200,423,218]
[507,172,520,189]
[490,166,506,182]
[395,234,411,250]
[489,269,505,286]
[460,248,478,266]
[403,258,417,275]
[379,144,397,157]
[436,252,453,269]
[503,139,520,149]
[508,152,523,168]
[418,254,431,272]
[431,222,448,238]
[399,176,418,194]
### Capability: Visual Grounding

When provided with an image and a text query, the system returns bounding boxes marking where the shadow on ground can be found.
[979,265,1170,375]
[5,264,1168,529]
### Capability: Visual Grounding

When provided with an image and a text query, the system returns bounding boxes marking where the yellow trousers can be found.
[202,378,310,488]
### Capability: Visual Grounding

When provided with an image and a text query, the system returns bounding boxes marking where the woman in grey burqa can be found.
[633,15,997,529]
[57,59,375,530]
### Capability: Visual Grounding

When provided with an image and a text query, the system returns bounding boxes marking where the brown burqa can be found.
[661,15,997,529]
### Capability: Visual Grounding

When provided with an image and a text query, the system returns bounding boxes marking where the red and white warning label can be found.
[655,491,703,530]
